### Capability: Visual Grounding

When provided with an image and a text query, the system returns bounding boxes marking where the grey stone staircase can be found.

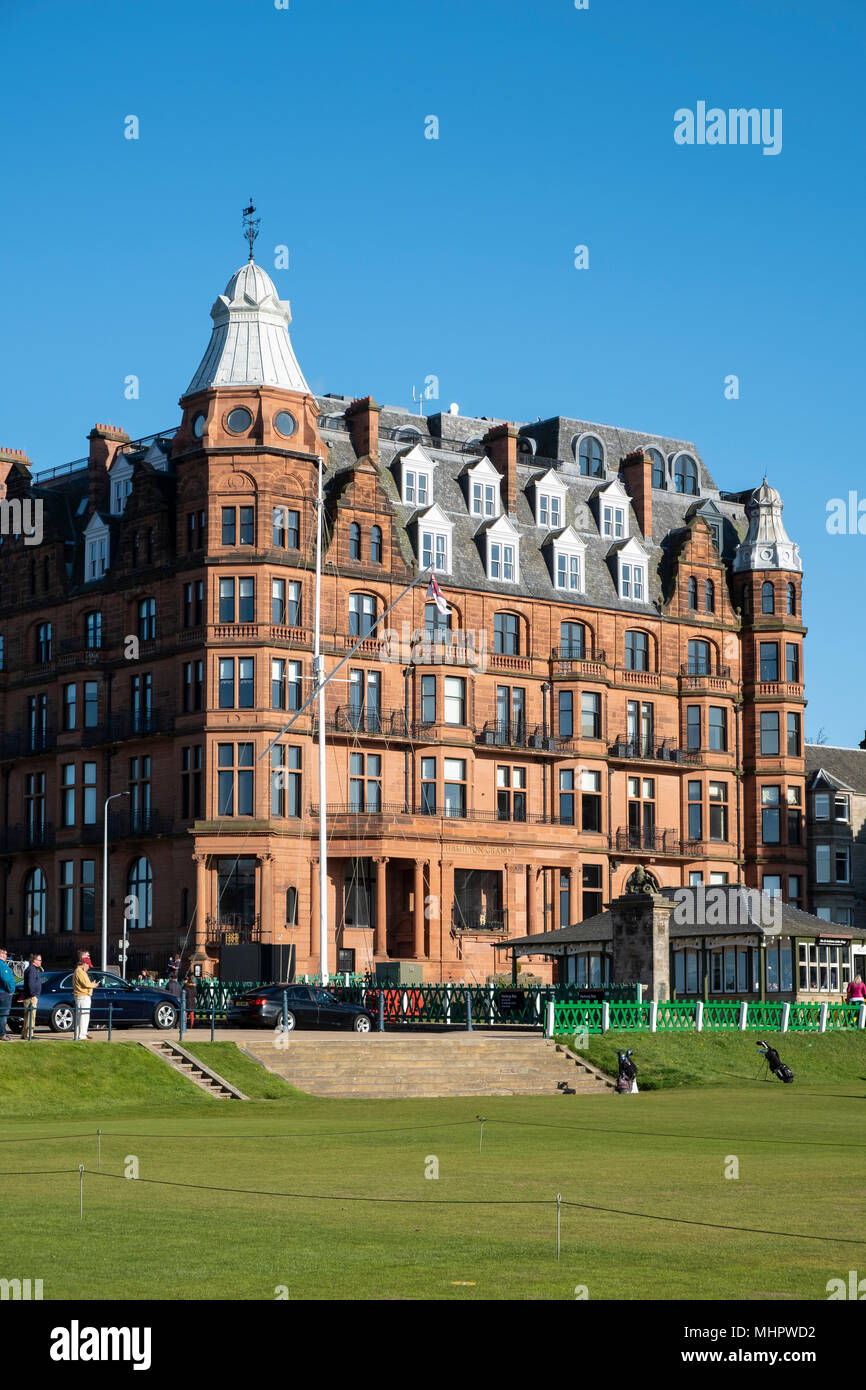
[240,1032,613,1099]
[143,1040,248,1100]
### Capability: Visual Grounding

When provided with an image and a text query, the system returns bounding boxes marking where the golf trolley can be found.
[754,1038,794,1084]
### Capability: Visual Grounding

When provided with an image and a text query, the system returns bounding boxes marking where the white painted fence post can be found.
[488,983,494,1026]
[695,1000,704,1032]
[601,1001,610,1034]
[545,1000,555,1039]
[739,1001,748,1031]
[781,1002,790,1034]
[819,1002,828,1033]
[445,983,452,1026]
[859,1003,866,1032]
[649,1000,658,1033]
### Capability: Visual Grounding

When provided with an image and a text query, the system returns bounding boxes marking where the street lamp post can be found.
[102,791,129,972]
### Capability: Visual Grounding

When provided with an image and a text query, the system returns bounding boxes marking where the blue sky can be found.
[0,0,863,742]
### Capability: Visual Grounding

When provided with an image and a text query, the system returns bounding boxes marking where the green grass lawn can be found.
[566,1029,866,1091]
[1,1037,864,1300]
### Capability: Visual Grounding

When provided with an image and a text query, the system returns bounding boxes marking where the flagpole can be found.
[260,567,434,763]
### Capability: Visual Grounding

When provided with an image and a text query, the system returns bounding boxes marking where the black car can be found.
[236,984,375,1032]
[8,970,180,1033]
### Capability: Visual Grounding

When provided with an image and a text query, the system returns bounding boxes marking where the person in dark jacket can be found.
[183,975,197,1029]
[21,953,42,1040]
[0,949,16,1040]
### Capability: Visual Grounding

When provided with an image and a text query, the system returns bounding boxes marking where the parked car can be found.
[8,970,180,1033]
[235,984,375,1032]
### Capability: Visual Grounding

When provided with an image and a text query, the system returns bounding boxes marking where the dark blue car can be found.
[9,970,179,1033]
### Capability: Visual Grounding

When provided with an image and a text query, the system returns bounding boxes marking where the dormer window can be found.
[415,504,452,575]
[464,457,501,519]
[472,481,496,517]
[489,542,515,581]
[602,503,625,540]
[84,514,110,583]
[533,469,566,530]
[109,457,134,516]
[540,494,561,529]
[422,531,448,572]
[549,527,585,593]
[621,562,645,600]
[405,469,429,506]
[673,453,699,495]
[575,433,604,477]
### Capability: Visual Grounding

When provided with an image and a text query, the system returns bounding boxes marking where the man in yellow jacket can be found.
[73,951,95,1041]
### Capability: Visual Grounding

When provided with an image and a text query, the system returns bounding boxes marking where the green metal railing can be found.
[554,997,866,1035]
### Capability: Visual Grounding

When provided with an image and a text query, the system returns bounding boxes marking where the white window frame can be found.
[602,504,625,540]
[489,542,515,582]
[621,562,645,601]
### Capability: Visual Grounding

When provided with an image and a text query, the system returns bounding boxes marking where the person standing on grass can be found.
[21,953,42,1039]
[73,951,95,1040]
[0,949,15,1041]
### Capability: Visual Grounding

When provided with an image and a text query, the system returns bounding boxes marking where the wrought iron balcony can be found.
[0,729,57,760]
[611,828,704,858]
[81,709,174,746]
[452,909,508,933]
[608,736,701,766]
[326,707,409,737]
[205,914,262,945]
[108,808,176,839]
[0,821,56,852]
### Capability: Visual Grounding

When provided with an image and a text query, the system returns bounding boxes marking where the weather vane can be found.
[242,198,260,262]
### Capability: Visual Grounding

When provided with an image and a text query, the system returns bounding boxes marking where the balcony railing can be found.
[326,707,409,737]
[476,721,574,753]
[611,828,704,858]
[608,736,701,766]
[0,821,56,852]
[0,729,57,760]
[81,709,174,745]
[205,914,262,945]
[452,909,508,934]
[551,650,607,678]
[108,808,176,838]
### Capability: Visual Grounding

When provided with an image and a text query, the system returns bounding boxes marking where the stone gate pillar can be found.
[608,866,673,1001]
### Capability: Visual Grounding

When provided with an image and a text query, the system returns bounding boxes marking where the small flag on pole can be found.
[426,573,451,616]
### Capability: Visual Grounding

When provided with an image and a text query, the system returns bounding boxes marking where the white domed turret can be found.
[185,260,310,396]
[733,478,802,573]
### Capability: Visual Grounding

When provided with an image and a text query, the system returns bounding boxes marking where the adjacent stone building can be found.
[0,250,809,981]
[805,740,866,980]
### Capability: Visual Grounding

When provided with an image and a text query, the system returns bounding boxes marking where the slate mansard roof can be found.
[315,395,752,614]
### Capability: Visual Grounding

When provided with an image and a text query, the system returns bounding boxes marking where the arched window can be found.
[127,857,153,931]
[577,435,604,477]
[349,593,376,638]
[349,522,361,561]
[625,630,649,672]
[23,868,46,936]
[393,426,423,444]
[705,579,715,613]
[494,612,520,656]
[786,583,796,616]
[687,638,711,676]
[517,437,536,457]
[370,526,383,564]
[648,449,666,490]
[674,454,698,495]
[137,597,156,641]
[762,581,775,614]
[560,621,586,660]
[687,578,698,611]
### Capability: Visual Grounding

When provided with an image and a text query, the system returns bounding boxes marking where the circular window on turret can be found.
[274,410,297,438]
[226,407,253,435]
[192,413,206,439]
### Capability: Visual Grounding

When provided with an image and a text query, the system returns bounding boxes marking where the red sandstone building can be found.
[0,253,808,982]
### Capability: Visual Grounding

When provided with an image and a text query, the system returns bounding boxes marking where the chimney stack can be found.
[483,423,519,514]
[345,397,381,463]
[88,424,129,510]
[620,448,653,539]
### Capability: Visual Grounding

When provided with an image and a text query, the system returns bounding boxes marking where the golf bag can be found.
[615,1049,638,1094]
[756,1038,794,1084]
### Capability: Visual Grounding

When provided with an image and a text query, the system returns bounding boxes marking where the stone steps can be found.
[145,1041,248,1100]
[240,1035,612,1099]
